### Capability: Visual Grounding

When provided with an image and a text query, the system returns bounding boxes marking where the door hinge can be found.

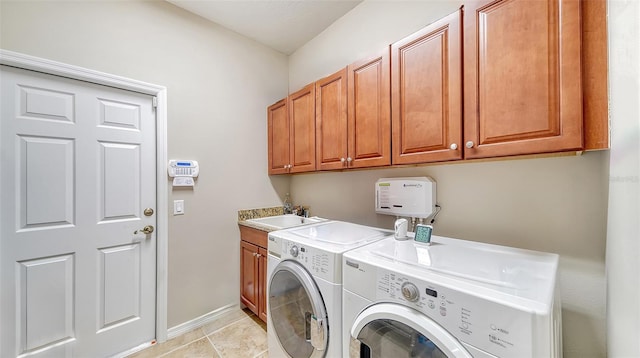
[152,97,158,108]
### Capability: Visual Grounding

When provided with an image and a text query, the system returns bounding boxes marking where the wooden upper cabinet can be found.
[316,68,348,170]
[267,99,289,175]
[289,83,317,173]
[391,9,463,165]
[267,84,316,175]
[463,0,583,159]
[582,0,609,150]
[348,50,391,169]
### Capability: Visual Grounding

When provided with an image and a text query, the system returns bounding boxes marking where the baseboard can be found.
[167,303,240,340]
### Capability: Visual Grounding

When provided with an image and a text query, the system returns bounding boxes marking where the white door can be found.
[0,65,157,357]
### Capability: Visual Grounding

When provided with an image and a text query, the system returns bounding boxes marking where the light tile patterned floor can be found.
[129,308,267,358]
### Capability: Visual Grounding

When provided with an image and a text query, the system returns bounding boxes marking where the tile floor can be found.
[129,308,267,358]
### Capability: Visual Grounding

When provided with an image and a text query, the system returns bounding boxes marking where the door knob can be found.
[135,225,155,235]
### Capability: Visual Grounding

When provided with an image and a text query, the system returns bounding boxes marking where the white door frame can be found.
[0,49,170,343]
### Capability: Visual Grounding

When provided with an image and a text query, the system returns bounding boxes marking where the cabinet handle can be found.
[465,141,475,149]
[347,157,352,163]
[450,143,458,150]
[340,157,346,163]
[256,254,262,258]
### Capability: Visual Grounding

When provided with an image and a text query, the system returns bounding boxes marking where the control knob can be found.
[290,245,299,258]
[401,282,420,302]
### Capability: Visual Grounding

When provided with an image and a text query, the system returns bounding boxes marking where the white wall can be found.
[606,0,640,356]
[288,1,608,357]
[0,1,290,328]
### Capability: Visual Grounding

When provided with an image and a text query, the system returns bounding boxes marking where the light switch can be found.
[174,200,184,215]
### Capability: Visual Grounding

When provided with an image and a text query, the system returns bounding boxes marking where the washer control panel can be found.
[401,282,420,302]
[375,269,533,358]
[280,239,338,282]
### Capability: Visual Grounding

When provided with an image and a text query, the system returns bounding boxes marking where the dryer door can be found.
[351,303,473,358]
[268,260,329,358]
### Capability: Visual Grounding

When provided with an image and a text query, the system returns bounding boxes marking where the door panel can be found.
[463,0,583,158]
[99,142,140,221]
[479,0,559,142]
[268,99,290,174]
[18,136,75,229]
[98,244,141,331]
[1,65,156,358]
[391,9,463,164]
[289,83,316,173]
[348,51,391,169]
[18,254,75,352]
[18,84,75,123]
[316,68,348,170]
[240,241,259,313]
[99,99,141,130]
[258,247,268,322]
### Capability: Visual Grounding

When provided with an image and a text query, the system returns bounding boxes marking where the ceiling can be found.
[167,0,362,55]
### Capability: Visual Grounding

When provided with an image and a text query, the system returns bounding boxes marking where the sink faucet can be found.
[283,193,292,214]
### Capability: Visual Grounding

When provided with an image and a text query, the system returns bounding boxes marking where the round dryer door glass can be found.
[356,319,447,358]
[269,261,328,358]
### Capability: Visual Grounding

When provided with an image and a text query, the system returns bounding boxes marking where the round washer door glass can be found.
[269,260,328,358]
[356,319,447,358]
[351,303,472,358]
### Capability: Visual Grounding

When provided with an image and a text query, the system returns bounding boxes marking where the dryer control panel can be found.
[374,269,534,358]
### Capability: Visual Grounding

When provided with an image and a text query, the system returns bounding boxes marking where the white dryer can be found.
[343,235,562,358]
[267,221,391,358]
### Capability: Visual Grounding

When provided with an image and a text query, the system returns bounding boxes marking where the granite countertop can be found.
[237,206,284,232]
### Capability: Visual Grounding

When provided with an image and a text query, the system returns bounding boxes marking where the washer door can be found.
[268,260,328,358]
[351,303,473,358]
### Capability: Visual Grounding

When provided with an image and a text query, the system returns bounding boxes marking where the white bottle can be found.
[283,193,292,214]
[394,218,408,240]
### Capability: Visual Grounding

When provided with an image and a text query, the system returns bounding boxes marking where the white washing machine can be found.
[343,235,562,358]
[267,221,392,358]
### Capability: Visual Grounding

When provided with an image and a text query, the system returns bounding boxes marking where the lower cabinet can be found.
[239,226,268,322]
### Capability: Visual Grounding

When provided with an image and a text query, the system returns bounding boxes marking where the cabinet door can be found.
[391,9,463,165]
[348,50,391,169]
[463,0,582,158]
[268,99,290,175]
[240,241,259,315]
[582,0,609,150]
[289,83,316,173]
[316,68,348,170]
[258,247,268,323]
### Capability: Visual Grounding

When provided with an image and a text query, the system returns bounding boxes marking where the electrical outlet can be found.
[174,200,184,215]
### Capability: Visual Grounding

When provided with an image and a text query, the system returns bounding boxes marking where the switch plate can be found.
[174,200,184,215]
